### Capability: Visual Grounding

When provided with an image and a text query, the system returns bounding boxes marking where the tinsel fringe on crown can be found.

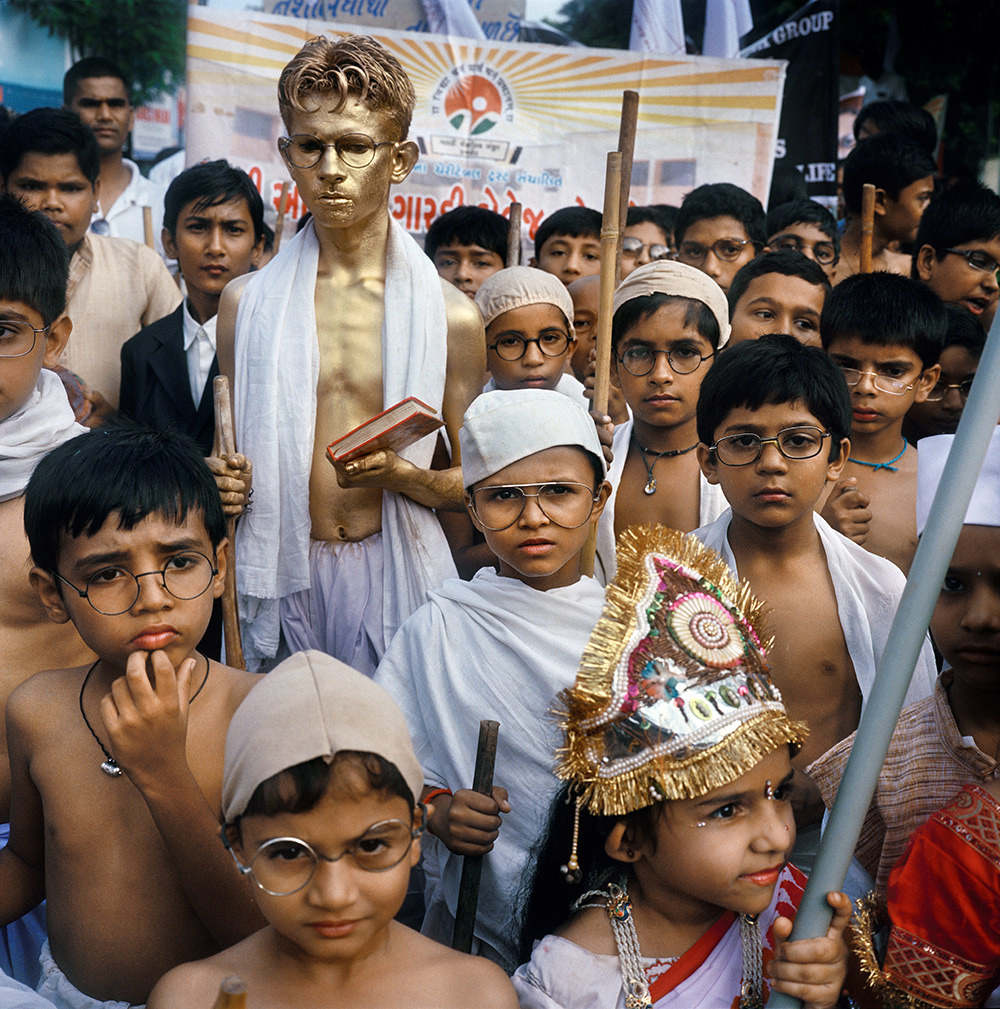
[852,894,933,1009]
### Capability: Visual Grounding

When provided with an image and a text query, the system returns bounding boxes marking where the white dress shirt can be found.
[89,157,167,257]
[182,300,217,409]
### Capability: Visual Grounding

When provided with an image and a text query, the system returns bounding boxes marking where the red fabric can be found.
[647,911,736,1002]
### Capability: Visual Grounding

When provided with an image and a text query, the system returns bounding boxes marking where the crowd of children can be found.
[0,30,997,1009]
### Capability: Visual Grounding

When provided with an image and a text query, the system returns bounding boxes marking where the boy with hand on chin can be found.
[1,425,262,1007]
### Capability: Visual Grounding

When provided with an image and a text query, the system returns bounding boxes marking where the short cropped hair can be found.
[842,135,936,216]
[625,205,668,236]
[0,107,100,187]
[913,180,1000,263]
[820,272,948,369]
[942,304,986,357]
[854,100,938,153]
[697,334,851,456]
[0,193,70,325]
[766,199,840,253]
[63,57,131,105]
[612,294,721,354]
[25,424,227,575]
[277,34,416,139]
[727,250,830,316]
[674,183,767,249]
[533,206,602,259]
[163,160,265,241]
[649,204,679,245]
[425,205,507,260]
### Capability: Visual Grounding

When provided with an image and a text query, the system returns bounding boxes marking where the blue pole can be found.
[766,307,1000,1009]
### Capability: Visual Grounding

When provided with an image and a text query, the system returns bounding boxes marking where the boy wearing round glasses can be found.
[695,335,936,872]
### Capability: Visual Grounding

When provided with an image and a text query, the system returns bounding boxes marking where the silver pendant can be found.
[644,478,656,495]
[101,758,122,777]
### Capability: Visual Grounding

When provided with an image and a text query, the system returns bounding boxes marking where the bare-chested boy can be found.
[0,426,262,1006]
[217,35,483,672]
[819,273,945,574]
[695,335,936,869]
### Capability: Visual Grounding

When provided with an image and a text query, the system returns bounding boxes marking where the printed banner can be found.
[186,7,785,248]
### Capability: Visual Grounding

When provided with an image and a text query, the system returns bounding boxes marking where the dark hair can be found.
[624,205,668,238]
[0,107,100,187]
[163,159,265,241]
[942,304,986,357]
[820,272,948,369]
[674,183,766,249]
[853,100,938,153]
[649,205,679,246]
[766,199,840,254]
[612,293,721,353]
[0,193,70,324]
[534,206,602,259]
[232,751,415,830]
[841,135,936,216]
[63,57,131,105]
[24,423,227,574]
[425,205,507,260]
[727,250,830,317]
[697,335,851,457]
[913,180,1000,263]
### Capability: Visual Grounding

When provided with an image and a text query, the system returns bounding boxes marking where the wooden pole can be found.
[273,181,291,251]
[211,976,246,1009]
[859,182,876,274]
[213,376,245,670]
[142,205,155,250]
[506,202,522,268]
[451,719,500,953]
[614,91,640,284]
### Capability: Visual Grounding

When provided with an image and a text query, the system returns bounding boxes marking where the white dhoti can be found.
[35,944,140,1009]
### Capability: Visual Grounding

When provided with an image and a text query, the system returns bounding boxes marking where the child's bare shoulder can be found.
[7,665,87,730]
[211,662,260,707]
[146,932,266,1009]
[555,904,616,955]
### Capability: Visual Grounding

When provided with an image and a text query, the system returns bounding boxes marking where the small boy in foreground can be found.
[147,650,518,1009]
[1,425,261,1006]
[424,205,507,299]
[819,272,944,573]
[766,198,840,281]
[529,206,601,286]
[375,390,610,970]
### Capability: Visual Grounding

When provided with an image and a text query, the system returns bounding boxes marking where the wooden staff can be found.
[859,182,876,273]
[142,205,155,250]
[213,376,245,670]
[211,976,246,1008]
[580,151,623,578]
[506,202,522,267]
[614,91,640,283]
[273,181,291,251]
[452,719,500,953]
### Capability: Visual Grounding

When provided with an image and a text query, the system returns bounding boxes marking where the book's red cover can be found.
[326,396,444,463]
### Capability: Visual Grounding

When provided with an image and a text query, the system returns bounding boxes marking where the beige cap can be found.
[612,260,731,348]
[916,426,1000,535]
[460,388,606,487]
[474,265,575,333]
[222,650,424,822]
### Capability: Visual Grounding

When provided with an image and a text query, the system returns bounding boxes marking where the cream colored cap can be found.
[222,650,424,822]
[460,388,605,487]
[474,265,575,333]
[916,426,1000,535]
[611,260,731,348]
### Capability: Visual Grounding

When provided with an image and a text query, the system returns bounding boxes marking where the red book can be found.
[326,397,444,463]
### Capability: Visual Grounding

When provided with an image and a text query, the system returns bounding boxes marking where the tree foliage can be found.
[10,0,186,105]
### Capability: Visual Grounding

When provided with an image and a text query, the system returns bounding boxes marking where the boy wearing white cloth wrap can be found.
[217,35,484,670]
[375,389,610,970]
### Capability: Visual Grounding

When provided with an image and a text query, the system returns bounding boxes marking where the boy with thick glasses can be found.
[765,198,841,282]
[695,335,936,871]
[148,650,518,1009]
[619,205,671,280]
[819,272,945,574]
[375,390,609,969]
[0,424,263,1006]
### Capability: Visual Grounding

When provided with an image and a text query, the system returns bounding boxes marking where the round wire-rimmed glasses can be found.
[469,482,599,531]
[278,133,397,169]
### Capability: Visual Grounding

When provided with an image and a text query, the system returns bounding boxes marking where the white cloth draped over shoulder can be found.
[374,568,606,969]
[596,418,727,585]
[233,218,457,661]
[694,508,937,706]
[0,370,85,503]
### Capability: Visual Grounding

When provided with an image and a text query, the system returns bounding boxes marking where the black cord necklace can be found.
[79,657,210,777]
[631,431,699,495]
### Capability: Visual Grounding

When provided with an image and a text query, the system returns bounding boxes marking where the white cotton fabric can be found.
[595,418,727,585]
[374,568,606,969]
[694,508,937,706]
[35,943,136,1009]
[0,370,85,503]
[474,266,574,332]
[233,218,456,661]
[916,427,1000,534]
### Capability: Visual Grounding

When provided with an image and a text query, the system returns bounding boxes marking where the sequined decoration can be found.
[667,591,744,668]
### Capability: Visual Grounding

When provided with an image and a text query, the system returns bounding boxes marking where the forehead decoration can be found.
[559,526,806,816]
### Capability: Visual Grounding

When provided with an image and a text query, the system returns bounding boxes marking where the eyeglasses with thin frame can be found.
[621,236,671,261]
[711,426,831,467]
[617,343,715,377]
[278,133,397,170]
[469,482,600,531]
[0,320,49,359]
[942,248,1000,275]
[677,238,758,265]
[488,331,571,361]
[53,550,218,615]
[226,815,425,896]
[924,378,975,402]
[769,233,838,266]
[838,366,915,396]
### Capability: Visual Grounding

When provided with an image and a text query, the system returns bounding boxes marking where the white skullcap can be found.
[916,426,1000,535]
[460,389,606,487]
[612,260,731,348]
[222,650,424,822]
[474,266,575,333]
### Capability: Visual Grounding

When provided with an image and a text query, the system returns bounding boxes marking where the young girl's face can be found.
[627,747,796,924]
